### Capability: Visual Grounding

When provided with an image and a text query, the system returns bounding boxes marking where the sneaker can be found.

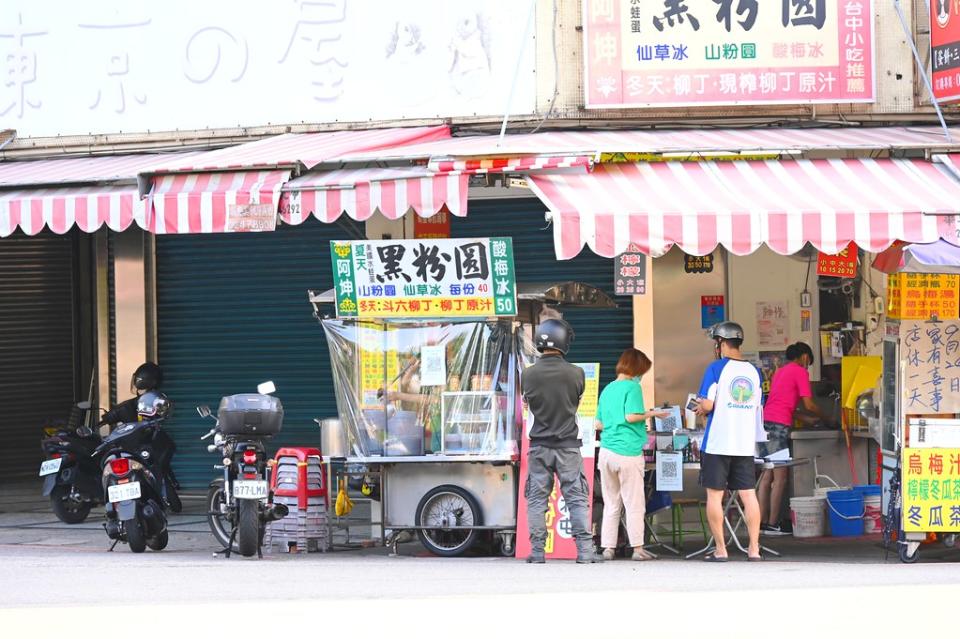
[602,548,616,561]
[526,552,545,564]
[761,524,789,537]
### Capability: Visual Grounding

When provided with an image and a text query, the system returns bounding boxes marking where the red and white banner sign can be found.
[584,0,875,108]
[816,242,858,278]
[931,0,960,103]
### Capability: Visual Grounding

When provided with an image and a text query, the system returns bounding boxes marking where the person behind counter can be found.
[694,321,764,562]
[521,319,599,564]
[383,353,460,454]
[758,341,828,536]
[594,348,670,561]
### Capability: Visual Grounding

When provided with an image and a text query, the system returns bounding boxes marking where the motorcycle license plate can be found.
[233,480,268,500]
[108,481,141,503]
[38,458,62,477]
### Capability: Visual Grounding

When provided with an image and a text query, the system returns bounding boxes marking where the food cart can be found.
[311,237,615,557]
[870,240,960,563]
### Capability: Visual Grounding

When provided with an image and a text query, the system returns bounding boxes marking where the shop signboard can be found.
[816,242,858,278]
[887,273,960,320]
[516,363,600,561]
[330,238,516,319]
[902,447,960,533]
[931,0,960,104]
[413,208,452,239]
[901,319,960,415]
[615,244,646,295]
[684,253,715,273]
[224,202,277,233]
[583,0,875,108]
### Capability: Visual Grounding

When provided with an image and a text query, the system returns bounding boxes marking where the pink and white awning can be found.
[427,155,592,174]
[279,167,467,224]
[0,185,145,237]
[527,159,960,259]
[145,169,291,234]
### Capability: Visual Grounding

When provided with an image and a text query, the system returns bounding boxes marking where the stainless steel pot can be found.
[319,417,349,457]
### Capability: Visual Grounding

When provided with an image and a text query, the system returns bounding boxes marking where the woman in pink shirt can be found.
[758,342,827,536]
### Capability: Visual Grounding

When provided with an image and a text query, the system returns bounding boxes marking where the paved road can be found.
[2,484,958,637]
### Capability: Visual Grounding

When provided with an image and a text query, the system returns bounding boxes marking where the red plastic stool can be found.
[270,447,327,508]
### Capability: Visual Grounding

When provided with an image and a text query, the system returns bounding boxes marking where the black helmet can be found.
[535,319,574,355]
[131,362,163,392]
[709,321,744,342]
[137,391,173,419]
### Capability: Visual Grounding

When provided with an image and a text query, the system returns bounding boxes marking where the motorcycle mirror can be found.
[76,401,91,410]
[257,381,276,395]
[196,405,211,418]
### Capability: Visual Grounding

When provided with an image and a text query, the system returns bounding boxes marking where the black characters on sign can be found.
[374,241,490,285]
[653,0,701,32]
[713,0,758,32]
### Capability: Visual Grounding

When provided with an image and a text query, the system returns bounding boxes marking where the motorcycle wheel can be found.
[237,499,259,558]
[50,486,92,524]
[126,518,147,553]
[206,482,238,552]
[147,529,169,551]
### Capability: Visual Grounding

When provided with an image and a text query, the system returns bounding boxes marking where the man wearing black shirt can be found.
[521,319,599,564]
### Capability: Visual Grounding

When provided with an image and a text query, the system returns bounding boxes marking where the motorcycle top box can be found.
[217,394,283,436]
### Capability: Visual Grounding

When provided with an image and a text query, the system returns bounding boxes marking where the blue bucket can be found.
[826,489,865,537]
[853,484,881,497]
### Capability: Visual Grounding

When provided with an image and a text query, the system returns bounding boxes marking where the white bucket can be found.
[863,495,882,534]
[790,496,827,538]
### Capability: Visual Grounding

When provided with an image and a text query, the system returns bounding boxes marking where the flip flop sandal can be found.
[748,554,764,562]
[703,553,729,562]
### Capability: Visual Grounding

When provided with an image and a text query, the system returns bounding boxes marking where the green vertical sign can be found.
[330,241,359,317]
[489,237,517,316]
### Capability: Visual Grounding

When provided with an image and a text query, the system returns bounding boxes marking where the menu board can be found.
[887,273,960,320]
[901,319,960,415]
[902,448,960,533]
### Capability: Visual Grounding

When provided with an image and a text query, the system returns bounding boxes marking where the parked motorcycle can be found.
[201,381,288,558]
[93,416,178,553]
[39,401,103,523]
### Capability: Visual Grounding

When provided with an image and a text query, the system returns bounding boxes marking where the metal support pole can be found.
[893,0,952,143]
[498,0,536,147]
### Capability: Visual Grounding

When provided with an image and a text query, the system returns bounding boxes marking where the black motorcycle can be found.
[93,419,176,553]
[201,381,287,558]
[39,401,103,523]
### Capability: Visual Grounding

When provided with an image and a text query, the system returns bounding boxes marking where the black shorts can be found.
[699,453,756,491]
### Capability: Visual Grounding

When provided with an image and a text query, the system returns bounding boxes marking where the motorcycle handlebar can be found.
[200,428,217,441]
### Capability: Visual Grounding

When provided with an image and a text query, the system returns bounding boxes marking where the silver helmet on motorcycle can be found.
[137,391,173,419]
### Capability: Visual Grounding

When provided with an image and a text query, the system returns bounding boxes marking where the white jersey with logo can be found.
[698,358,764,457]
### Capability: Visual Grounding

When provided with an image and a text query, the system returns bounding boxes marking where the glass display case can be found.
[440,391,506,455]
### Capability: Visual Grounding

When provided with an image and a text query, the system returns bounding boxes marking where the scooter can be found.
[201,381,288,558]
[93,419,176,553]
[39,401,103,523]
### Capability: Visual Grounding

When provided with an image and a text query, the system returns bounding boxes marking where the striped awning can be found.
[145,169,291,234]
[427,155,592,174]
[279,167,467,224]
[527,159,960,259]
[0,185,145,237]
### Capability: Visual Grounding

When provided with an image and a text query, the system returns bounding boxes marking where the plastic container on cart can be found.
[826,489,866,537]
[217,394,283,436]
[790,496,827,538]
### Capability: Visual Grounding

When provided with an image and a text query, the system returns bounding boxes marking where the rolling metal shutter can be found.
[453,199,632,390]
[155,218,362,489]
[0,232,78,480]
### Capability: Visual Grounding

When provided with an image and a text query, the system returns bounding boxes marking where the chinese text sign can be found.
[330,238,517,318]
[931,0,960,103]
[584,0,875,108]
[816,242,857,278]
[901,319,960,415]
[902,448,960,532]
[887,273,960,321]
[615,244,646,295]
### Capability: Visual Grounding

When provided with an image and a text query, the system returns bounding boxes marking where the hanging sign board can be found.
[701,295,725,329]
[902,447,960,532]
[330,238,516,318]
[887,273,960,321]
[685,253,714,274]
[583,0,875,109]
[901,319,960,415]
[931,0,960,104]
[224,203,278,232]
[816,242,858,278]
[413,208,452,239]
[516,363,600,561]
[615,244,646,295]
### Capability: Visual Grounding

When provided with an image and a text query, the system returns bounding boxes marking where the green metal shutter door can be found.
[452,199,632,390]
[0,232,78,480]
[156,218,361,489]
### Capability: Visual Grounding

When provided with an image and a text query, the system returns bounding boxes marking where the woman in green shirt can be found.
[595,348,669,561]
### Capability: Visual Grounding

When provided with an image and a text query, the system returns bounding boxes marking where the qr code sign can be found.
[661,457,679,479]
[656,452,683,491]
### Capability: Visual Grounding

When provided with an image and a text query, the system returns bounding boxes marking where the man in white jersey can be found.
[694,321,764,562]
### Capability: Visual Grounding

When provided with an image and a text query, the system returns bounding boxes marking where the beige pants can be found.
[598,447,647,549]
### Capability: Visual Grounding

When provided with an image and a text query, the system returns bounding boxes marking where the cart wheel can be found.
[499,533,515,557]
[899,543,920,564]
[415,484,482,558]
